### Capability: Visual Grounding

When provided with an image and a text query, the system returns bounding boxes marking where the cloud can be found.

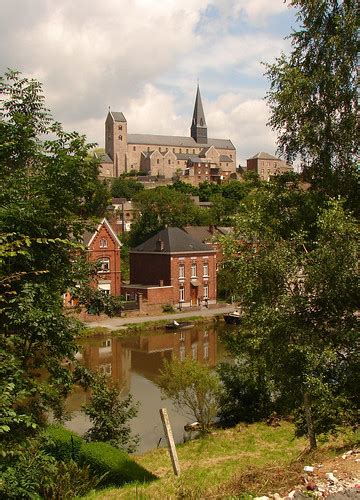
[0,0,293,161]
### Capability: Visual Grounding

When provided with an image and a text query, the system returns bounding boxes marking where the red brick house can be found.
[122,227,217,309]
[84,218,122,296]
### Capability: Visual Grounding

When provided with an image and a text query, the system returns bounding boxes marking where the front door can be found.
[190,285,198,306]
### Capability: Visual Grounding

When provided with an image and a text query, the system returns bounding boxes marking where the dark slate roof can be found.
[249,151,280,160]
[175,153,191,160]
[131,227,214,254]
[127,133,234,150]
[199,146,211,155]
[110,111,127,123]
[219,155,233,162]
[94,152,113,163]
[191,85,207,128]
[183,225,233,243]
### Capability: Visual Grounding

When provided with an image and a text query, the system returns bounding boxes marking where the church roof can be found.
[94,152,113,163]
[249,152,280,160]
[127,133,234,150]
[219,155,233,162]
[110,111,127,123]
[191,84,207,129]
[131,227,214,254]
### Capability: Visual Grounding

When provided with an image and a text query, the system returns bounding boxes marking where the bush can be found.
[78,441,156,486]
[162,303,175,313]
[45,425,84,461]
[40,460,103,499]
[217,362,274,427]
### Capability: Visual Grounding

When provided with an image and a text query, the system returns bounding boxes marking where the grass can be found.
[84,423,359,499]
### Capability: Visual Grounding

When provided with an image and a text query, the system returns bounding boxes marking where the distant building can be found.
[122,227,217,309]
[107,198,138,234]
[246,152,293,181]
[100,86,236,181]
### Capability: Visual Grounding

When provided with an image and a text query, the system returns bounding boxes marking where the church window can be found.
[157,159,160,164]
[226,163,228,167]
[133,146,136,151]
[173,148,175,153]
[186,149,189,153]
[147,147,150,152]
[177,161,179,165]
[179,148,182,153]
[118,125,122,130]
[230,154,232,158]
[168,159,171,165]
[118,135,122,140]
[193,149,195,154]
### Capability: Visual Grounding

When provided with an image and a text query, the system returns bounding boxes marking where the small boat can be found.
[165,320,194,330]
[223,309,242,325]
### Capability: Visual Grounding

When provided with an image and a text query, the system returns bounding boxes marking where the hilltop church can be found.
[98,86,236,182]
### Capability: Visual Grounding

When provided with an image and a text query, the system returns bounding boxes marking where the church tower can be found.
[190,85,207,144]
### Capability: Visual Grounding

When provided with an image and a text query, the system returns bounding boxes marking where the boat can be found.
[223,309,242,325]
[165,320,194,330]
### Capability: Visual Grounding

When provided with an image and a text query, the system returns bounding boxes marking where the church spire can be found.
[191,84,207,144]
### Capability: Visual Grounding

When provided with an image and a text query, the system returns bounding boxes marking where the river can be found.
[65,322,233,453]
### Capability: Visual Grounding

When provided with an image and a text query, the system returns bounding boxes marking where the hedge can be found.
[45,425,84,462]
[78,441,156,487]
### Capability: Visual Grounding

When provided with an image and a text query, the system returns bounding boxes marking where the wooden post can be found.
[159,408,181,476]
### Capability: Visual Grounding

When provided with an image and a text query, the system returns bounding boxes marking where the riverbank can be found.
[84,422,359,499]
[82,304,235,330]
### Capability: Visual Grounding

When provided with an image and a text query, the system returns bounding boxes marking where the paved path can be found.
[84,304,235,329]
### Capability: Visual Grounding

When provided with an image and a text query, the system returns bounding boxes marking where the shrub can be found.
[217,362,274,427]
[78,441,156,486]
[40,460,104,499]
[82,374,139,453]
[162,303,175,313]
[157,357,221,431]
[45,424,84,461]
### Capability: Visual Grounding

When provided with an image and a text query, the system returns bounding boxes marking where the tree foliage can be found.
[221,186,359,448]
[111,175,144,200]
[82,374,139,453]
[0,70,108,453]
[157,357,221,431]
[266,0,359,207]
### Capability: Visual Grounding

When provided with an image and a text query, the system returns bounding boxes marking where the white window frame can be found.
[203,284,209,299]
[179,285,185,302]
[179,263,185,278]
[191,262,197,278]
[203,262,209,277]
[98,257,110,273]
[98,283,111,295]
[99,238,108,248]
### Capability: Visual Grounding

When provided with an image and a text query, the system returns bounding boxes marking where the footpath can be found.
[83,304,235,329]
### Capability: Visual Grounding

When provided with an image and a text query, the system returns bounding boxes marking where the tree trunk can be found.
[304,391,317,450]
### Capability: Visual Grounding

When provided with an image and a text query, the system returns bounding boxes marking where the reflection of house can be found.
[124,328,217,380]
[246,152,293,181]
[100,85,236,180]
[122,227,217,309]
[84,218,122,296]
[77,337,131,393]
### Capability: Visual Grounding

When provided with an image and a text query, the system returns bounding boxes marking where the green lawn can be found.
[85,421,308,499]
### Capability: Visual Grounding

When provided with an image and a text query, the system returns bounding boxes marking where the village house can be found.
[83,217,122,296]
[100,85,236,181]
[246,152,293,181]
[122,227,217,310]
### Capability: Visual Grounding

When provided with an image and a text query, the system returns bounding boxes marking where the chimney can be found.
[209,225,214,235]
[156,238,164,251]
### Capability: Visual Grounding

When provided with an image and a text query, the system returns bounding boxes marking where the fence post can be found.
[159,408,181,476]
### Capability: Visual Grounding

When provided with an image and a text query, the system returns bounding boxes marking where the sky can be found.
[1,0,298,166]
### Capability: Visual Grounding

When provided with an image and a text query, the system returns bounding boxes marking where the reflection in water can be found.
[65,324,230,452]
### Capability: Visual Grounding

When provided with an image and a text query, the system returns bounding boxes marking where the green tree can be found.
[82,374,139,453]
[157,357,221,431]
[221,192,359,449]
[266,0,358,208]
[129,186,207,245]
[111,175,144,200]
[0,70,107,452]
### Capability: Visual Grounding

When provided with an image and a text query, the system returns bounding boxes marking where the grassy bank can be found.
[87,422,355,500]
[79,315,219,338]
[85,422,359,499]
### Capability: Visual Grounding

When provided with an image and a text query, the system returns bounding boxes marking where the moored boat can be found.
[223,310,242,325]
[165,320,194,330]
